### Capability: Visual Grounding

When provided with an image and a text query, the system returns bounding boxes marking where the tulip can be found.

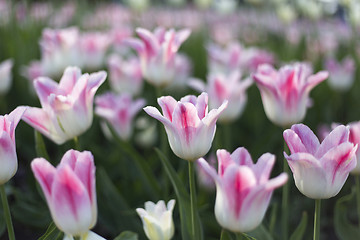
[126,27,191,87]
[284,123,357,199]
[207,42,243,75]
[31,150,105,239]
[0,106,27,184]
[324,56,355,91]
[253,63,328,127]
[136,199,176,240]
[107,54,143,96]
[198,147,287,232]
[143,92,227,161]
[0,59,13,94]
[22,66,106,144]
[95,92,145,141]
[343,121,360,175]
[189,71,252,123]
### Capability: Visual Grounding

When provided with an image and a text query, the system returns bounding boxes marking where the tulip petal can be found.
[217,149,234,177]
[202,100,228,126]
[0,132,17,184]
[136,28,160,58]
[143,106,174,131]
[59,67,82,94]
[316,125,349,158]
[197,158,220,184]
[195,92,208,120]
[31,158,56,201]
[7,106,27,141]
[157,96,177,122]
[34,77,60,108]
[230,147,253,167]
[306,71,328,91]
[51,165,92,235]
[253,153,276,184]
[22,107,52,137]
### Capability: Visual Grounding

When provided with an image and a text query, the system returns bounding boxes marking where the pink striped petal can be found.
[6,106,27,141]
[316,125,349,158]
[0,132,17,184]
[51,165,92,235]
[86,71,107,97]
[136,28,160,58]
[143,106,175,132]
[172,102,201,145]
[22,107,52,137]
[305,71,328,92]
[202,100,228,126]
[34,77,60,108]
[31,158,56,202]
[59,67,82,94]
[195,92,208,120]
[197,158,220,184]
[264,172,288,191]
[217,149,234,177]
[123,38,145,56]
[157,96,177,122]
[230,147,253,167]
[253,153,276,184]
[287,124,320,155]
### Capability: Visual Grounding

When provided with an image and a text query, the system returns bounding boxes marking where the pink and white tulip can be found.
[346,121,360,175]
[253,63,328,127]
[324,56,355,91]
[126,27,191,87]
[22,67,106,144]
[136,199,176,240]
[0,59,13,94]
[95,92,145,141]
[107,54,143,96]
[31,150,104,239]
[207,42,243,75]
[189,71,252,122]
[284,124,357,199]
[198,147,287,232]
[0,106,27,184]
[144,92,227,161]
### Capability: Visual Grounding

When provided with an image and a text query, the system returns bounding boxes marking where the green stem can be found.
[356,176,360,229]
[73,136,80,150]
[188,161,200,240]
[220,229,226,240]
[282,140,290,240]
[0,185,15,240]
[313,199,321,240]
[34,131,50,160]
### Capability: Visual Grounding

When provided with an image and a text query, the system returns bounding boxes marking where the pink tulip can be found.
[22,67,106,144]
[31,150,101,238]
[144,92,227,161]
[324,56,355,91]
[0,59,13,94]
[95,92,145,141]
[284,124,357,199]
[189,71,252,123]
[107,54,143,95]
[126,27,191,87]
[0,107,27,184]
[198,147,287,232]
[253,63,328,127]
[207,42,243,75]
[345,121,360,175]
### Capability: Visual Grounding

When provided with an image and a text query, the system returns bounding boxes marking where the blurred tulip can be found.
[324,56,355,91]
[0,59,13,94]
[189,71,252,122]
[207,42,243,75]
[126,27,191,87]
[284,124,357,199]
[0,107,27,184]
[136,199,176,240]
[31,150,105,239]
[198,147,287,232]
[253,63,328,127]
[107,54,143,96]
[345,121,360,175]
[23,67,106,144]
[95,92,145,141]
[144,92,227,161]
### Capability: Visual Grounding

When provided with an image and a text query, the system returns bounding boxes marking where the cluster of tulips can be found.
[1,1,360,240]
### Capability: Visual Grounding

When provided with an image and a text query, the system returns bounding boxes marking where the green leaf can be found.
[34,130,50,160]
[334,187,360,240]
[155,148,203,240]
[235,232,257,240]
[97,167,141,235]
[37,222,63,240]
[113,231,138,240]
[290,212,308,240]
[220,229,234,240]
[247,224,273,240]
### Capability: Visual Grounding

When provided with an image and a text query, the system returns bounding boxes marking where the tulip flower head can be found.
[144,92,227,161]
[22,66,106,144]
[324,56,355,91]
[0,59,14,94]
[253,63,328,127]
[189,71,252,123]
[0,106,27,185]
[136,199,175,240]
[31,150,105,239]
[126,27,191,87]
[95,92,145,141]
[284,124,357,199]
[198,147,287,232]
